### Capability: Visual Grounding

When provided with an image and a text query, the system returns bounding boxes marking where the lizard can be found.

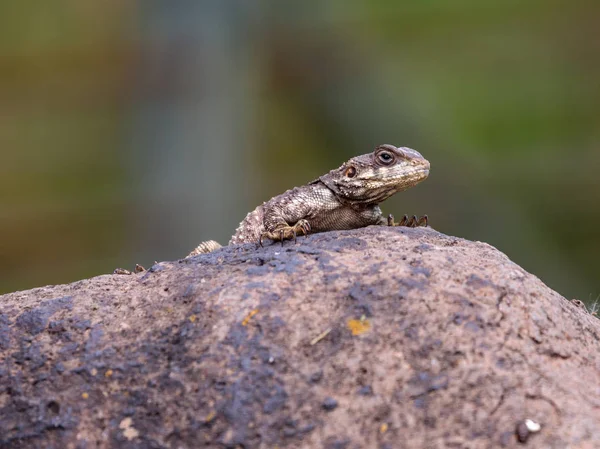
[114,144,429,274]
[187,144,430,256]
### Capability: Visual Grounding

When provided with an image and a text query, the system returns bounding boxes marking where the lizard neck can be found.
[315,179,377,210]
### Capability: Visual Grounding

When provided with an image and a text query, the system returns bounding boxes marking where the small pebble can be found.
[322,397,338,411]
[525,419,541,433]
[310,371,323,383]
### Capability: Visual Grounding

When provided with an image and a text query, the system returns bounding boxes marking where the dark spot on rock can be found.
[354,303,373,318]
[59,342,79,355]
[408,372,448,398]
[465,321,482,333]
[413,397,427,409]
[424,416,436,428]
[54,362,65,374]
[34,372,49,385]
[47,296,74,313]
[322,397,338,411]
[261,292,281,305]
[191,302,204,314]
[496,358,509,369]
[317,254,335,272]
[14,297,73,336]
[413,243,433,253]
[85,326,104,353]
[452,312,466,325]
[14,398,32,413]
[297,245,322,255]
[47,400,60,416]
[14,342,47,370]
[398,277,427,291]
[403,324,419,340]
[16,310,50,336]
[71,318,91,331]
[348,284,377,302]
[466,274,493,289]
[310,371,323,384]
[182,284,196,297]
[282,427,297,438]
[325,438,350,449]
[367,261,388,275]
[299,423,316,436]
[122,407,136,417]
[48,320,66,334]
[410,266,432,278]
[263,389,288,414]
[357,385,373,396]
[0,314,11,350]
[429,374,449,391]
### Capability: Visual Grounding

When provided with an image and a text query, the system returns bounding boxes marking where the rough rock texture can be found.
[1,227,599,449]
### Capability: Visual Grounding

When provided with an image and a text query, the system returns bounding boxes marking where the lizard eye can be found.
[345,166,357,178]
[377,151,395,166]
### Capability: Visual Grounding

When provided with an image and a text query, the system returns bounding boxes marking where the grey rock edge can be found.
[1,226,599,449]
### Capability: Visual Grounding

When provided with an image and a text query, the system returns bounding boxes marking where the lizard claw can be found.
[301,220,311,237]
[259,219,312,247]
[388,214,428,228]
[113,263,146,276]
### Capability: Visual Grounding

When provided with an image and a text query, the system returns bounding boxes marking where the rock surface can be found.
[1,226,599,449]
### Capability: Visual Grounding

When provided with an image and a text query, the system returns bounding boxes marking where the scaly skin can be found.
[187,144,430,256]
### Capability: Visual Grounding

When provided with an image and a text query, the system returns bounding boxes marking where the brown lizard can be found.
[187,144,430,256]
[114,144,429,274]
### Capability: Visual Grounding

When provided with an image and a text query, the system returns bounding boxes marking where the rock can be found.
[1,226,599,449]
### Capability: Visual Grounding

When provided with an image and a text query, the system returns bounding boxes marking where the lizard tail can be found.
[187,240,222,257]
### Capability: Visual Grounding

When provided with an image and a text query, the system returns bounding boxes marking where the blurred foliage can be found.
[0,1,598,303]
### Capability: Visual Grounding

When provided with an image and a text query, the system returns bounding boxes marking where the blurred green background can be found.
[1,1,598,304]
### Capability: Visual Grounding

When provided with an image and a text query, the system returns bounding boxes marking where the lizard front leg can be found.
[387,214,428,228]
[259,219,311,247]
[259,188,314,247]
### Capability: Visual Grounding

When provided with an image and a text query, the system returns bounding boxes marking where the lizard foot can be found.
[113,264,146,275]
[387,214,428,228]
[259,219,311,247]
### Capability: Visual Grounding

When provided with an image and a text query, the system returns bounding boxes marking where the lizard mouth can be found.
[410,167,430,180]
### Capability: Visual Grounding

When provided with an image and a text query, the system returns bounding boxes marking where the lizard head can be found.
[320,144,430,204]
